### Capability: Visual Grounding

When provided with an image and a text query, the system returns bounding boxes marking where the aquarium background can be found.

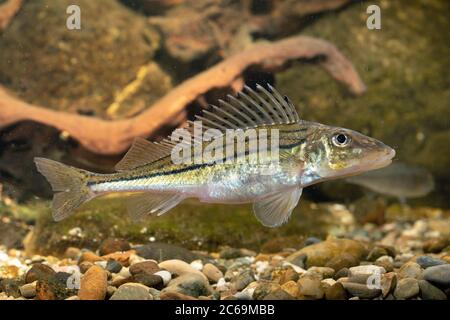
[0,0,449,301]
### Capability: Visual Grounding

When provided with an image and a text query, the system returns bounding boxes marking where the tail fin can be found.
[34,157,93,221]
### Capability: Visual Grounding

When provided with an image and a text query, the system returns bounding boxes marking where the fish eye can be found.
[332,133,350,147]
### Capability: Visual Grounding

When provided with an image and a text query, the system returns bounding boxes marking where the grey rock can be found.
[162,273,212,297]
[342,282,381,299]
[423,264,450,287]
[416,256,447,269]
[106,259,122,273]
[418,280,447,300]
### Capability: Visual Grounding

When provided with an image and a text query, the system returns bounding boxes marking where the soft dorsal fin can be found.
[115,138,173,171]
[196,84,300,133]
[253,186,302,227]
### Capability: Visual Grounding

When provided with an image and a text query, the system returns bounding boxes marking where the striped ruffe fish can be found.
[35,84,395,227]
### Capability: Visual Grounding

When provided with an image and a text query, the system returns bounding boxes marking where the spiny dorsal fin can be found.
[195,84,300,133]
[253,186,302,227]
[116,84,299,171]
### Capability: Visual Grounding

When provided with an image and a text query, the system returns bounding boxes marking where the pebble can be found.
[304,237,321,246]
[280,280,299,297]
[416,255,447,268]
[253,282,281,300]
[380,272,397,298]
[398,262,423,280]
[277,267,299,285]
[79,261,94,274]
[263,288,295,300]
[394,278,419,299]
[307,266,335,279]
[78,265,108,300]
[101,250,134,266]
[0,279,23,298]
[159,259,206,280]
[149,287,161,300]
[423,264,450,286]
[342,282,381,299]
[418,280,447,300]
[129,260,160,275]
[106,259,123,273]
[325,253,360,271]
[132,273,163,289]
[163,273,211,297]
[36,273,75,300]
[321,278,337,288]
[25,263,56,283]
[374,255,394,272]
[78,251,103,264]
[135,243,199,262]
[423,237,449,253]
[366,246,388,261]
[98,238,131,256]
[19,281,37,298]
[334,268,349,280]
[190,259,203,271]
[202,263,224,283]
[64,247,81,260]
[348,265,386,284]
[291,238,367,268]
[231,270,254,291]
[154,270,171,286]
[297,274,324,299]
[160,291,198,300]
[110,283,153,300]
[325,282,347,300]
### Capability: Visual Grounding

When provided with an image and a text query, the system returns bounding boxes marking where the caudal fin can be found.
[34,157,93,221]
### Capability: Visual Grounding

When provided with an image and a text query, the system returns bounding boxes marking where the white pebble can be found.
[255,261,268,274]
[117,267,131,278]
[282,261,306,274]
[215,278,229,292]
[94,261,107,269]
[153,270,171,286]
[190,259,203,271]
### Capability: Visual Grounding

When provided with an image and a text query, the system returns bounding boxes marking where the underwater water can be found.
[0,0,449,303]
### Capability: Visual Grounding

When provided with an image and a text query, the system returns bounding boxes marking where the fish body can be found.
[345,162,434,199]
[35,84,395,227]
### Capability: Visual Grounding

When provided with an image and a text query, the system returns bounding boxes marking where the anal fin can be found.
[253,187,302,227]
[127,192,185,221]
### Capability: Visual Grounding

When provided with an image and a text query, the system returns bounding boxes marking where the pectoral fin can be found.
[253,187,302,227]
[127,192,185,221]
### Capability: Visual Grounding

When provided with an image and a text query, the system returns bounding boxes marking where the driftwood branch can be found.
[0,0,22,30]
[0,35,366,155]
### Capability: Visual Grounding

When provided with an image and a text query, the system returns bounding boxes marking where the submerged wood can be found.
[0,35,366,155]
[0,0,22,30]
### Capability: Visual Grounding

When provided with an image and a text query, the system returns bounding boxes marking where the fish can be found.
[34,84,395,227]
[345,162,434,200]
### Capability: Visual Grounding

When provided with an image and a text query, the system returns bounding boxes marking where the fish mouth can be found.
[335,146,396,180]
[351,146,396,175]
